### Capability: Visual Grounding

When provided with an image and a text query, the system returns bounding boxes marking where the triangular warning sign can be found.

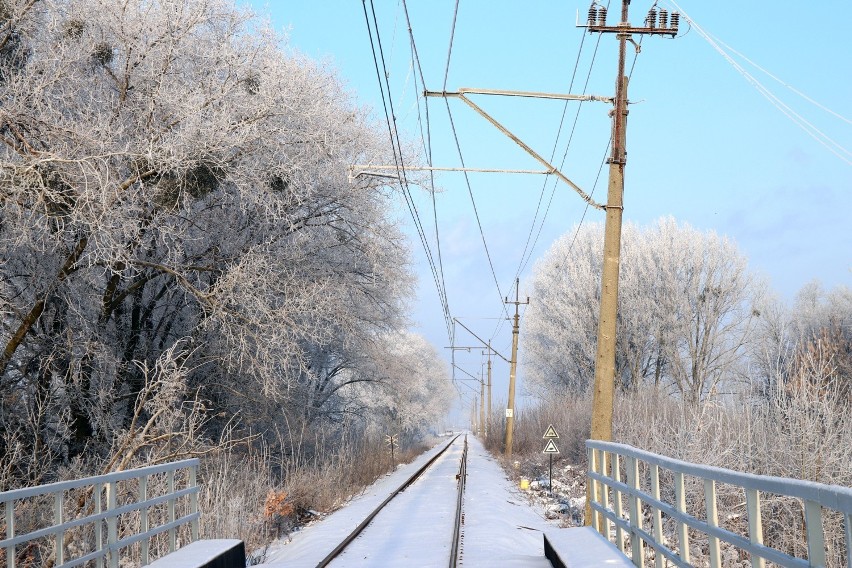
[543,424,559,439]
[543,439,560,454]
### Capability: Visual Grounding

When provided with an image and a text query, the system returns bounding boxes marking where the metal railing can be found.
[1,459,199,568]
[586,441,852,568]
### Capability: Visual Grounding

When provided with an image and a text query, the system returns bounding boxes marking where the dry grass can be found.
[1,433,432,566]
[495,385,851,567]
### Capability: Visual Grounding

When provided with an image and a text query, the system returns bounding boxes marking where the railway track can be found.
[316,434,469,567]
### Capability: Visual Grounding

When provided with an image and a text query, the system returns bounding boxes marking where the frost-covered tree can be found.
[523,217,763,404]
[750,282,852,404]
[0,0,434,481]
[346,332,455,438]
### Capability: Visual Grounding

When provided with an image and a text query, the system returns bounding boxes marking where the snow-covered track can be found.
[448,435,468,568]
[316,434,468,567]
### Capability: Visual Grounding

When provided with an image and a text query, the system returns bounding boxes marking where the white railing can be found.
[586,441,852,568]
[1,459,199,568]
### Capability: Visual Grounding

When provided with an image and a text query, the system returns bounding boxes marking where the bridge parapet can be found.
[586,440,852,568]
[1,459,200,567]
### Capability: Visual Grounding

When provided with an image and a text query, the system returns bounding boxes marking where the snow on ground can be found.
[328,439,463,566]
[259,434,567,567]
[458,437,554,567]
[259,436,459,567]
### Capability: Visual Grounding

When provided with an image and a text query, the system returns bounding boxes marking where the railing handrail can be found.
[0,458,200,502]
[1,459,200,568]
[586,440,852,512]
[586,440,852,568]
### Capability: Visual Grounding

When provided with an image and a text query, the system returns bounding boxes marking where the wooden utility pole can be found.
[583,0,679,528]
[504,278,529,457]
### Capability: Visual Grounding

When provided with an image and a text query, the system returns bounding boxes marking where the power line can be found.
[443,99,512,326]
[669,1,851,165]
[361,0,454,339]
[401,0,453,344]
[513,30,591,282]
[564,34,644,266]
[442,0,461,91]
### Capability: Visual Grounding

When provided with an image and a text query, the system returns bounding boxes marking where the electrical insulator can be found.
[659,8,668,28]
[588,6,598,26]
[598,6,607,26]
[646,8,657,28]
[670,12,680,31]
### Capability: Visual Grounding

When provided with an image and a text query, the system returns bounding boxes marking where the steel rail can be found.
[316,434,467,567]
[448,435,468,568]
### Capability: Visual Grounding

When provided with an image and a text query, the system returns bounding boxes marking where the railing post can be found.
[167,469,176,553]
[704,479,721,568]
[54,492,64,565]
[140,475,149,565]
[94,483,103,568]
[803,500,825,568]
[106,481,118,568]
[189,465,199,542]
[599,449,610,536]
[845,514,851,568]
[650,464,663,568]
[674,471,690,565]
[5,498,15,568]
[626,455,644,567]
[587,446,598,529]
[746,488,766,568]
[612,453,625,553]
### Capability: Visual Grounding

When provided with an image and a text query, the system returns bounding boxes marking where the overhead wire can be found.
[494,3,610,341]
[434,0,513,341]
[668,1,851,165]
[401,0,453,345]
[565,27,645,266]
[513,31,591,282]
[361,0,455,340]
[706,33,851,127]
[444,100,512,325]
[442,0,461,91]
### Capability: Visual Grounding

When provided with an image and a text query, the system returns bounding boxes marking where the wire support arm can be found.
[425,90,605,210]
[453,318,510,363]
[349,165,555,181]
[444,87,613,103]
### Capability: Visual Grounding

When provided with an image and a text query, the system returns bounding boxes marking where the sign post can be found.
[385,434,399,468]
[542,425,560,496]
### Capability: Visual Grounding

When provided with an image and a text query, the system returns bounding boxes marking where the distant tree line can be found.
[524,217,851,407]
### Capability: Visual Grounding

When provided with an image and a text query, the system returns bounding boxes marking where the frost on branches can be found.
[0,0,447,484]
[523,217,764,404]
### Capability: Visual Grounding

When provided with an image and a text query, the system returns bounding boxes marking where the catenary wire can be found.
[491,1,612,341]
[442,0,461,92]
[362,1,454,339]
[368,0,452,335]
[401,0,453,344]
[706,33,851,126]
[444,99,512,325]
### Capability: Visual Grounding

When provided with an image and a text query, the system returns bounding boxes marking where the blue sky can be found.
[245,1,851,419]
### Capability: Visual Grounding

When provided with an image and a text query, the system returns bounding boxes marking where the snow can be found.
[544,527,633,567]
[260,435,603,567]
[146,539,243,567]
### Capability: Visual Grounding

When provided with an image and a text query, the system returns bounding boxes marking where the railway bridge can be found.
[2,436,851,567]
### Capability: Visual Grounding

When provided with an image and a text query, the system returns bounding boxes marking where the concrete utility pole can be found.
[583,0,678,528]
[504,278,529,457]
[479,374,485,437]
[486,343,492,422]
[586,0,679,443]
